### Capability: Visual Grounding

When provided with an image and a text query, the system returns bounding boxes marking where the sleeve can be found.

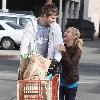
[19,20,35,80]
[20,20,34,58]
[53,23,63,62]
[62,48,82,69]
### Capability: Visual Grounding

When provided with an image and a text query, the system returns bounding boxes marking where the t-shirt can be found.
[60,77,79,89]
[35,23,50,57]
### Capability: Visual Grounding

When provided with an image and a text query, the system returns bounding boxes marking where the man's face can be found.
[44,15,57,25]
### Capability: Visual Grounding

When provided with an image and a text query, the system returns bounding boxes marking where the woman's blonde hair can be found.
[67,27,83,51]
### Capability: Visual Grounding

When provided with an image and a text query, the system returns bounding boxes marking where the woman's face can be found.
[63,29,74,43]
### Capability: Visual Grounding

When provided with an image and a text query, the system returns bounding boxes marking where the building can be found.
[83,0,100,37]
[88,0,100,37]
[62,0,80,31]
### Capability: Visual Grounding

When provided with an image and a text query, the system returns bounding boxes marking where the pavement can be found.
[76,38,100,100]
[0,49,20,60]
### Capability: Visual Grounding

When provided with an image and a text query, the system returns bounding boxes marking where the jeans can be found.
[59,86,77,100]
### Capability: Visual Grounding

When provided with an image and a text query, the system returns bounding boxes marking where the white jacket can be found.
[20,19,63,62]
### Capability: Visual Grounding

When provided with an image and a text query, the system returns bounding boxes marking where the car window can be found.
[6,22,24,29]
[0,24,5,30]
[19,17,31,27]
[0,16,17,23]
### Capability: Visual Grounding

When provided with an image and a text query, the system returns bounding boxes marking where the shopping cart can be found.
[17,75,59,100]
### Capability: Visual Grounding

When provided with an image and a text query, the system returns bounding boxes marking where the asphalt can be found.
[76,38,100,100]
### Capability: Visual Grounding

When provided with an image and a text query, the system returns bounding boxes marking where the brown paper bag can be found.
[23,52,51,80]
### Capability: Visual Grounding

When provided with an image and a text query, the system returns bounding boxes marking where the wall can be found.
[83,0,91,21]
[63,0,80,31]
[87,0,100,36]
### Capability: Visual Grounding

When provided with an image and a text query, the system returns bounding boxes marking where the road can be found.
[0,49,19,99]
[0,59,19,100]
[0,39,100,100]
[76,39,100,100]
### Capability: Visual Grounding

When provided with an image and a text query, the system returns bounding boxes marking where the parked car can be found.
[0,12,36,27]
[0,20,24,49]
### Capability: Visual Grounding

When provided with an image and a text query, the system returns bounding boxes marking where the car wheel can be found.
[1,38,14,49]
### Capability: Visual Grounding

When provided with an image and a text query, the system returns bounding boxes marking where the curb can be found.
[0,55,20,60]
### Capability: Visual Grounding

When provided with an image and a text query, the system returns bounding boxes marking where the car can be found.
[0,20,24,49]
[0,12,36,27]
[18,14,36,27]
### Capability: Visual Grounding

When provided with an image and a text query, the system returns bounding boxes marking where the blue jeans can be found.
[59,86,77,100]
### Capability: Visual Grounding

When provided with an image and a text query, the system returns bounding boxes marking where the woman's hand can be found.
[58,44,66,52]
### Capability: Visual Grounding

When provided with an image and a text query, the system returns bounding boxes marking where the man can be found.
[19,3,63,80]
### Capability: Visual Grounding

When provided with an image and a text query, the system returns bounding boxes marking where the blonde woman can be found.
[58,27,83,100]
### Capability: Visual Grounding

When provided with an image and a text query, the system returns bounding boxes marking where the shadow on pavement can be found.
[90,84,100,94]
[83,38,100,48]
[79,63,100,76]
[0,60,19,72]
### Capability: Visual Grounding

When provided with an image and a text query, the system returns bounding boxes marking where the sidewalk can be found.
[0,49,20,55]
[76,38,100,100]
[0,50,20,60]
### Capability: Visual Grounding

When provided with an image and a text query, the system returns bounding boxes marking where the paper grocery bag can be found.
[23,52,51,80]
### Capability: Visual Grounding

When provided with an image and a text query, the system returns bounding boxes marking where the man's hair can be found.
[41,3,58,17]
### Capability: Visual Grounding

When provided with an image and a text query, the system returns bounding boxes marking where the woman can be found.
[58,27,83,100]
